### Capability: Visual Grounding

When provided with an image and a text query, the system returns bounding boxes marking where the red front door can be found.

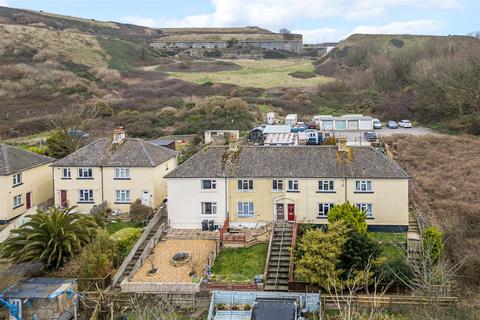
[287,203,295,222]
[60,190,68,208]
[26,192,32,209]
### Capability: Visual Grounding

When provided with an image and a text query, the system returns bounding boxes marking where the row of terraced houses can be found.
[0,128,409,234]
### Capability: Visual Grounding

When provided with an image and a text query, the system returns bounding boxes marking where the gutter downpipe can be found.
[101,166,104,204]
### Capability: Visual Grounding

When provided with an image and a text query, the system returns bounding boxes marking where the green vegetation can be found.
[106,220,144,234]
[288,70,317,78]
[168,59,332,88]
[110,227,142,260]
[422,226,444,264]
[211,243,268,282]
[328,203,368,233]
[0,207,97,270]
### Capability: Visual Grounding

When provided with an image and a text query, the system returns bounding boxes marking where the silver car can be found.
[398,120,412,128]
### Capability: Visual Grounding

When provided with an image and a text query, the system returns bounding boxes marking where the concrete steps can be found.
[264,221,294,292]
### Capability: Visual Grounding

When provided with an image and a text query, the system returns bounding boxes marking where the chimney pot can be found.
[113,127,126,144]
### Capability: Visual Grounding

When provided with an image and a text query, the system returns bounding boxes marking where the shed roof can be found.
[165,145,409,179]
[53,138,177,167]
[2,278,76,299]
[252,299,296,320]
[0,144,53,175]
[262,125,291,134]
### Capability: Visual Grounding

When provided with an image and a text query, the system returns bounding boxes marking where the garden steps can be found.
[264,221,294,292]
[113,217,164,288]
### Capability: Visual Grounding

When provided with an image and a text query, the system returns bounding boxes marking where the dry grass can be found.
[0,24,108,66]
[167,59,333,88]
[388,134,480,295]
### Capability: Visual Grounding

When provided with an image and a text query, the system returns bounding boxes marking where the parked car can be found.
[372,119,382,129]
[386,121,398,129]
[398,120,412,128]
[363,131,377,142]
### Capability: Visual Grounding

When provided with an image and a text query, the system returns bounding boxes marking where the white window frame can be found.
[201,179,217,190]
[79,189,94,203]
[114,168,130,179]
[115,189,131,203]
[62,168,71,179]
[237,202,254,217]
[287,180,299,191]
[78,168,93,179]
[13,194,23,208]
[272,179,283,191]
[237,179,254,191]
[318,203,335,218]
[12,173,22,187]
[355,180,372,192]
[356,203,373,218]
[201,202,217,215]
[318,180,334,192]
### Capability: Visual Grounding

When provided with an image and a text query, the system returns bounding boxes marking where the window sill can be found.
[237,190,254,192]
[77,201,94,204]
[61,178,71,180]
[354,191,374,194]
[366,217,375,220]
[286,190,300,193]
[114,202,131,204]
[271,190,283,192]
[201,214,218,216]
[114,178,131,180]
[317,216,328,219]
[316,191,336,193]
[237,215,255,218]
[13,204,24,209]
[12,183,23,188]
[77,178,94,180]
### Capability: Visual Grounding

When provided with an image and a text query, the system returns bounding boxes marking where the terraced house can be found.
[166,145,410,231]
[52,128,177,213]
[0,144,53,224]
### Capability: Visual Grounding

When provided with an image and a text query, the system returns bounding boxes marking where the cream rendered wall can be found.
[53,158,177,214]
[227,178,408,228]
[0,163,53,222]
[167,178,227,229]
[153,157,177,207]
[53,166,102,213]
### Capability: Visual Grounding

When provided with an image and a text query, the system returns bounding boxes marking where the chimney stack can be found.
[228,133,238,152]
[113,127,126,144]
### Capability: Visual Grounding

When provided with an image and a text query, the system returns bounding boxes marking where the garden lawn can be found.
[211,243,268,282]
[167,59,332,88]
[106,221,144,234]
[369,232,406,262]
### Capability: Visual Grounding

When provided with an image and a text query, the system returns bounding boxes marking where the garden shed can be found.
[0,278,77,320]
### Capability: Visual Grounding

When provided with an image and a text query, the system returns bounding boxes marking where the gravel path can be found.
[131,239,216,283]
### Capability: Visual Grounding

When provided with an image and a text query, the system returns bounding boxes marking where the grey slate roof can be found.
[0,144,53,176]
[53,138,177,167]
[165,145,409,179]
[150,138,175,147]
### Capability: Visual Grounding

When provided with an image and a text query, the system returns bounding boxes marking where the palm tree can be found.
[1,207,97,270]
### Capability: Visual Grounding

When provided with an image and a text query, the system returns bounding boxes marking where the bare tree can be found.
[326,257,393,320]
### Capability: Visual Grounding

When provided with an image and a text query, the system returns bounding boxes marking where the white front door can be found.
[141,191,151,206]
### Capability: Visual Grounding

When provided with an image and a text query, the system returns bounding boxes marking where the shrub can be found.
[130,199,154,222]
[263,50,287,59]
[76,229,118,278]
[288,71,316,79]
[328,203,367,233]
[204,50,223,58]
[110,227,142,260]
[390,38,405,48]
[423,227,444,264]
[88,100,114,117]
[323,136,337,145]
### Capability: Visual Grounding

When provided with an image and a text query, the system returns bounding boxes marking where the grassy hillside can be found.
[168,59,332,88]
[389,134,480,298]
